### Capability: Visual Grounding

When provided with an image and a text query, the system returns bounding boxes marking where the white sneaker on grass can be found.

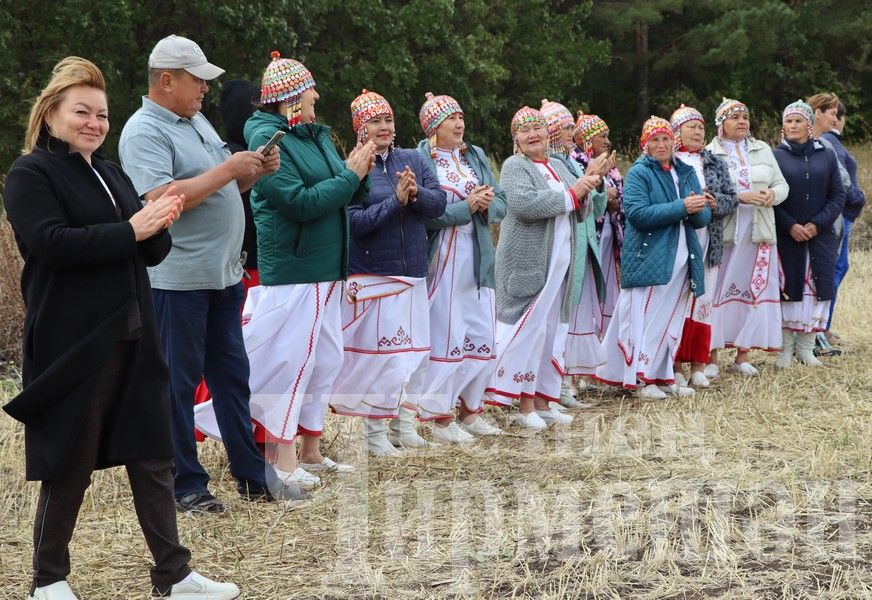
[513,411,548,430]
[299,457,354,473]
[689,371,710,388]
[536,404,574,425]
[638,384,667,400]
[29,581,78,600]
[459,415,503,436]
[658,383,695,397]
[674,371,688,387]
[431,421,474,444]
[153,571,240,600]
[703,363,719,379]
[729,362,758,376]
[274,466,320,489]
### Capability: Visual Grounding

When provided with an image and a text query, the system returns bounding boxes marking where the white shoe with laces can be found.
[431,421,475,444]
[514,411,548,430]
[730,362,759,376]
[689,371,710,388]
[153,571,240,600]
[459,415,503,436]
[537,404,574,425]
[274,466,320,489]
[29,581,78,600]
[638,384,667,400]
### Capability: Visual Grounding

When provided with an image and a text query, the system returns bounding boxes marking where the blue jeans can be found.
[827,218,852,330]
[153,283,270,499]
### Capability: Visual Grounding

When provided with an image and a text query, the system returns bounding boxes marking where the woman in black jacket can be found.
[3,57,238,600]
[773,100,845,368]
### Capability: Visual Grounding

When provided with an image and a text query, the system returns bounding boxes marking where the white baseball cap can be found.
[148,35,225,80]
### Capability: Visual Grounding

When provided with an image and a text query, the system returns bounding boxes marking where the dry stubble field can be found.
[1,147,871,599]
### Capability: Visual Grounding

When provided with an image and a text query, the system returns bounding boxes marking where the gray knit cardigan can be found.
[495,154,593,325]
[699,149,738,267]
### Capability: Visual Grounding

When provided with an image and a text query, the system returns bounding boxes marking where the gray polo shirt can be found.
[119,97,244,291]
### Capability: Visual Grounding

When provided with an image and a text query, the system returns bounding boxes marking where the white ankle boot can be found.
[776,328,796,369]
[795,332,823,367]
[365,419,402,456]
[388,406,429,447]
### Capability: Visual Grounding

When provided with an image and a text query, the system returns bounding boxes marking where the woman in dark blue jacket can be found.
[330,90,447,455]
[773,101,845,368]
[595,117,711,399]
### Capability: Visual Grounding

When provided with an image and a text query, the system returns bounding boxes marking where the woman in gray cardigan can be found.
[486,107,598,430]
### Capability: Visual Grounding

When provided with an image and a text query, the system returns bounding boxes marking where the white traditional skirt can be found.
[487,215,572,405]
[418,227,496,420]
[675,228,716,364]
[597,216,620,337]
[195,281,343,442]
[710,205,782,352]
[595,227,693,388]
[564,256,606,376]
[781,249,830,333]
[330,275,430,419]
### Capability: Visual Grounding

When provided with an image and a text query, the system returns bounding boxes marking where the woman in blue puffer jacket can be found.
[595,116,711,399]
[330,90,447,456]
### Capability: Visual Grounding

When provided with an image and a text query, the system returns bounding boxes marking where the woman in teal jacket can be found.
[595,116,711,399]
[239,52,372,486]
[414,92,507,442]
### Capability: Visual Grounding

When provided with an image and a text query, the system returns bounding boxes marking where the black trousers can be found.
[32,342,192,593]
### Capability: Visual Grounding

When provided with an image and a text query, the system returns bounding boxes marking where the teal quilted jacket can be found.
[620,155,710,296]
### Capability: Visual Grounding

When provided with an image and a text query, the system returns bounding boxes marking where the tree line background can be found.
[0,0,870,169]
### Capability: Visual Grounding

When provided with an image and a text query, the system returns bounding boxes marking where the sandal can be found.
[175,491,227,514]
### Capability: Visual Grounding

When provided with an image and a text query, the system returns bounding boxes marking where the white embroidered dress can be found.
[710,139,782,351]
[418,147,496,420]
[488,160,574,404]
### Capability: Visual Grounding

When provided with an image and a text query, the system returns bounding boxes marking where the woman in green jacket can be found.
[541,99,611,408]
[237,52,372,486]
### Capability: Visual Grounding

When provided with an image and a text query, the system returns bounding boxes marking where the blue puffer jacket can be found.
[348,148,447,277]
[620,155,711,295]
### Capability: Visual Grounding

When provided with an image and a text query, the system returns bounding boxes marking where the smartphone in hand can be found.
[260,130,286,155]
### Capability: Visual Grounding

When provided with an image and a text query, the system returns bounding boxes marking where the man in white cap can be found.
[119,35,302,516]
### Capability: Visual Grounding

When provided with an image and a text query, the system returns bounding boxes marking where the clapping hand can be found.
[130,184,184,241]
[395,166,418,206]
[346,141,376,180]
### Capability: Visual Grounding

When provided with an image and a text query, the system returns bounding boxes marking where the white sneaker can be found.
[29,581,78,600]
[154,571,240,600]
[638,384,667,400]
[513,411,548,430]
[729,362,758,376]
[658,383,695,397]
[689,371,710,388]
[703,363,719,379]
[674,371,688,387]
[274,466,320,490]
[459,415,503,436]
[299,457,354,473]
[536,405,574,425]
[431,421,474,444]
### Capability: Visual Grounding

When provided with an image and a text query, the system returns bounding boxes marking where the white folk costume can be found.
[418,147,497,420]
[330,275,430,418]
[489,159,576,404]
[195,281,344,441]
[710,138,782,352]
[781,251,829,332]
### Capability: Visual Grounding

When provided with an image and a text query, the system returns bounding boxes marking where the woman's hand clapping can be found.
[129,185,183,241]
